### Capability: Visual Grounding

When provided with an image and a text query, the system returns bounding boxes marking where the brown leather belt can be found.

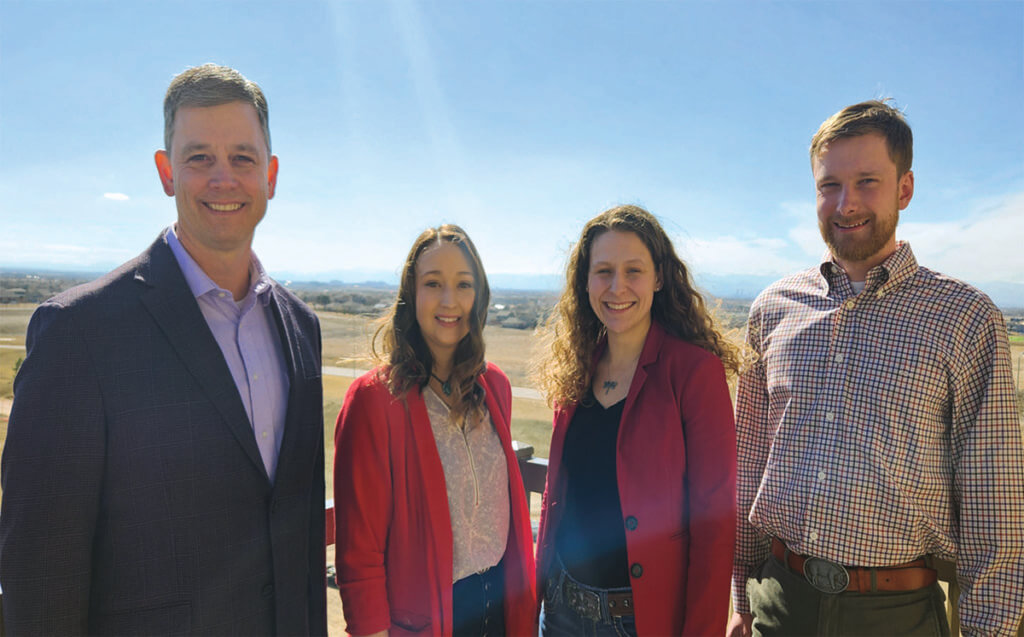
[771,538,937,594]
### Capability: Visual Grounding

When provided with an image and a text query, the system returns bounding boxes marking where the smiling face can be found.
[814,133,914,280]
[587,230,661,341]
[414,242,477,367]
[154,101,278,262]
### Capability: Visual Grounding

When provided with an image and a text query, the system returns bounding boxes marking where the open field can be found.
[2,300,1022,633]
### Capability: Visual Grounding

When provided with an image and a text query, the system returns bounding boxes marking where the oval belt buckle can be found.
[802,557,850,594]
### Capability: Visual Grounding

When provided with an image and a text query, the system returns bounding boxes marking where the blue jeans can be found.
[539,559,637,637]
[453,562,505,637]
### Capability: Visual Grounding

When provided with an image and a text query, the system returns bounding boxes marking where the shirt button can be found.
[817,471,826,482]
[218,292,226,298]
[876,289,886,298]
[261,583,274,597]
[262,431,268,438]
[625,516,638,531]
[844,300,855,310]
[809,532,819,542]
[630,563,643,578]
[253,374,259,380]
[834,353,844,364]
[825,412,835,422]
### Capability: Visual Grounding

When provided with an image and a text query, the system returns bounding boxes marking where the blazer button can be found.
[625,515,638,531]
[262,584,275,598]
[630,563,643,578]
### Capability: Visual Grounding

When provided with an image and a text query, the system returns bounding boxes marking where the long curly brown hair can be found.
[373,224,491,427]
[534,204,743,407]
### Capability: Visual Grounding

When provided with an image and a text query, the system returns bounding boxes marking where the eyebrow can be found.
[591,258,647,266]
[418,270,474,277]
[816,170,881,182]
[179,142,261,155]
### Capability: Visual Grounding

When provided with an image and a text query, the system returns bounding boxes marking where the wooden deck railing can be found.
[327,440,1022,637]
[0,444,1010,636]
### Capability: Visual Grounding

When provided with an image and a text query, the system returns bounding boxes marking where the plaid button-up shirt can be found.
[733,242,1024,635]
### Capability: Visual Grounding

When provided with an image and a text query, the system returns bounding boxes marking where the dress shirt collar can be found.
[817,241,919,297]
[164,225,274,307]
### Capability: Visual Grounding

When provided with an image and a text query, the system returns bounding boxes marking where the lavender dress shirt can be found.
[166,227,290,482]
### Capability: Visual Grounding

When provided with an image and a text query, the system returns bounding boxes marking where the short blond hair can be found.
[810,99,913,176]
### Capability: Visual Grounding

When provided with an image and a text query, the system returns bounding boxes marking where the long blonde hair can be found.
[534,205,742,406]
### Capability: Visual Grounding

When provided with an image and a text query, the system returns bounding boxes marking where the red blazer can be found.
[334,363,536,637]
[536,321,736,636]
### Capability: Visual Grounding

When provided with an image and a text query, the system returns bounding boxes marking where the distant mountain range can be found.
[3,265,1022,310]
[273,268,1023,309]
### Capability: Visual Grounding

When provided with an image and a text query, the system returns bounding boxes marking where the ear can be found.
[154,150,175,196]
[897,169,914,210]
[267,155,279,199]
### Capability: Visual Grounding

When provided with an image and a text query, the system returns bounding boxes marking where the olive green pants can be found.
[747,555,950,637]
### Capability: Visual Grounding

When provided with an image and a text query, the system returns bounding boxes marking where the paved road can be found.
[0,356,546,401]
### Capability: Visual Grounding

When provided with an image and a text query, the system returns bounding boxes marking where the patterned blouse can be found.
[424,386,511,583]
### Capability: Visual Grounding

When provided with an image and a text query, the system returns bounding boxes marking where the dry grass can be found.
[1011,340,1024,392]
[1,302,1019,632]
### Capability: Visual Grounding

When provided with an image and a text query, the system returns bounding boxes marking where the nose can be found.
[209,161,239,189]
[609,271,624,293]
[836,185,858,215]
[440,285,456,306]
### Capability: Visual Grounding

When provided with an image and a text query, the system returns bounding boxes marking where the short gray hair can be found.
[163,63,271,155]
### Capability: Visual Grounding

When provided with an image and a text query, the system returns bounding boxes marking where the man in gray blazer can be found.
[0,64,327,635]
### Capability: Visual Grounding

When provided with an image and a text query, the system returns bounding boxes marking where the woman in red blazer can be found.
[534,205,741,636]
[334,225,536,637]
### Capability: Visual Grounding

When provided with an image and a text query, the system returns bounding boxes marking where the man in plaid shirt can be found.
[729,101,1024,636]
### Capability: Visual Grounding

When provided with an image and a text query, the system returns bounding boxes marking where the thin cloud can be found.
[103,192,130,201]
[900,191,1024,283]
[677,235,806,277]
[0,241,133,266]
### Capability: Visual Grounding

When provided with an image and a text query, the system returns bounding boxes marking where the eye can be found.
[423,280,441,288]
[818,182,839,192]
[233,155,256,165]
[458,281,474,289]
[859,178,878,186]
[187,154,210,164]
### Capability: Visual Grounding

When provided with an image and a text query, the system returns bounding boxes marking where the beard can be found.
[819,204,899,264]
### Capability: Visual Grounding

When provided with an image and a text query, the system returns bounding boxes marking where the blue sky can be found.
[1,0,1022,301]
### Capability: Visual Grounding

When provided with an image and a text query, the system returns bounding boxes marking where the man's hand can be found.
[726,612,753,637]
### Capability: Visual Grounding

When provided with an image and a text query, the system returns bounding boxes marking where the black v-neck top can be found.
[554,390,630,588]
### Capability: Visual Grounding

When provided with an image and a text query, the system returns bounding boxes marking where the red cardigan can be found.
[536,321,736,636]
[333,363,536,637]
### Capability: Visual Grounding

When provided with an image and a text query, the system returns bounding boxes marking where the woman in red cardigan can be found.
[334,225,536,637]
[534,205,741,636]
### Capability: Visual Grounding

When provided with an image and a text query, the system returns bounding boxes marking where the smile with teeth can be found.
[605,301,635,311]
[437,316,461,324]
[835,219,869,229]
[206,202,244,212]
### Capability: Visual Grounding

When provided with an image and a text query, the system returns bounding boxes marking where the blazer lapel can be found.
[135,236,268,481]
[266,287,316,485]
[619,321,665,437]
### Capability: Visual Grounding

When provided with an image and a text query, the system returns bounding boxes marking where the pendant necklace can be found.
[431,372,453,396]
